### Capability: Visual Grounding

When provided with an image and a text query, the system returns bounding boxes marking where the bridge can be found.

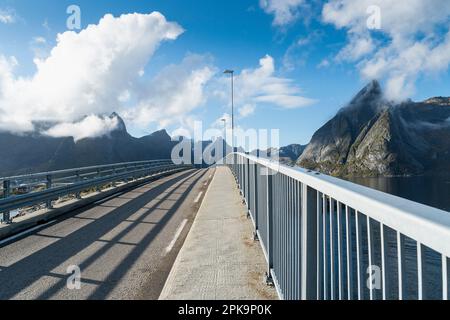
[1,154,449,300]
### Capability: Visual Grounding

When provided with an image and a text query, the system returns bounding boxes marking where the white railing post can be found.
[226,152,450,301]
[301,184,318,300]
[266,169,274,283]
[346,206,354,300]
[317,192,324,300]
[442,256,448,300]
[355,211,363,300]
[253,163,259,239]
[417,243,425,300]
[380,223,389,300]
[397,232,407,300]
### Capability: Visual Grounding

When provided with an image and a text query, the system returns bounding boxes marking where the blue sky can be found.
[0,0,449,146]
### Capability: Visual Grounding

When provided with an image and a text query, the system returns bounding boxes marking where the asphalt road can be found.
[0,168,214,300]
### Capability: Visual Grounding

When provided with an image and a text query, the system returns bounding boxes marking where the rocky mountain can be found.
[279,144,307,163]
[298,81,450,177]
[0,113,179,176]
[263,144,308,165]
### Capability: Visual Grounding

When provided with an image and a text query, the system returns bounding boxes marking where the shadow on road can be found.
[0,169,208,300]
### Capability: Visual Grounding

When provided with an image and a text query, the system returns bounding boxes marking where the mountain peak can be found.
[350,80,382,104]
[150,129,170,138]
[109,112,127,132]
[138,129,171,143]
[339,80,386,117]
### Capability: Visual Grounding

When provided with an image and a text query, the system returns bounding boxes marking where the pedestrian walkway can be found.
[159,166,278,300]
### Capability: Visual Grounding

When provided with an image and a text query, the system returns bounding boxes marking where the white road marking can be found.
[194,191,204,204]
[0,220,55,246]
[165,219,188,254]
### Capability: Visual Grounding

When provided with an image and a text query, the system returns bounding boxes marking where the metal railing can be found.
[1,160,191,224]
[227,152,450,300]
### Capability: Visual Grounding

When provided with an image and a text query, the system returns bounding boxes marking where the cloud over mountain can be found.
[0,12,184,135]
[322,0,450,101]
[44,115,119,142]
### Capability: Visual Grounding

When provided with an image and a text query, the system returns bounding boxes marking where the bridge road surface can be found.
[0,168,214,300]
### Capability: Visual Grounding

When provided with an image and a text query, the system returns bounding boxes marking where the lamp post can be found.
[221,118,227,162]
[223,69,234,151]
[221,118,227,137]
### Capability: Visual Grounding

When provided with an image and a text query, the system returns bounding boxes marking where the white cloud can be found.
[238,104,256,118]
[0,12,184,136]
[171,127,192,139]
[30,36,49,60]
[230,55,316,110]
[254,94,315,109]
[118,90,131,103]
[44,115,119,142]
[336,35,375,62]
[42,19,50,31]
[32,37,47,44]
[317,59,330,68]
[0,9,16,24]
[282,31,323,70]
[322,0,450,101]
[260,0,305,26]
[122,54,216,131]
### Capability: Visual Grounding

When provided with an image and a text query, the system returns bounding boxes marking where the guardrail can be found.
[227,153,450,300]
[1,160,190,224]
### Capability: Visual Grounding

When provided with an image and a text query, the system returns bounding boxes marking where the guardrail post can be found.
[2,180,11,224]
[301,184,318,300]
[46,175,53,209]
[266,169,274,285]
[75,171,81,199]
[112,168,117,187]
[253,163,259,241]
[96,169,102,192]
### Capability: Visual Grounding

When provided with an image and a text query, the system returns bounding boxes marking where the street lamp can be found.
[223,69,234,151]
[221,118,227,133]
[221,118,227,162]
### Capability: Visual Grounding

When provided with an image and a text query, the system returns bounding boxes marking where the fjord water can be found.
[348,175,450,212]
[346,175,449,299]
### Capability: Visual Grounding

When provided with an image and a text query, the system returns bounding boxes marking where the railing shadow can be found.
[0,169,206,300]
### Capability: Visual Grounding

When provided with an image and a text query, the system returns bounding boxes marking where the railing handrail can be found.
[0,163,185,213]
[0,159,172,182]
[231,152,450,258]
[1,160,191,224]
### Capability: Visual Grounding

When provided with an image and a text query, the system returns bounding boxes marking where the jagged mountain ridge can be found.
[0,113,178,176]
[263,144,307,165]
[298,81,450,177]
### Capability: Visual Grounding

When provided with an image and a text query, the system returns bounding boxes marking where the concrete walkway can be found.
[159,166,278,300]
